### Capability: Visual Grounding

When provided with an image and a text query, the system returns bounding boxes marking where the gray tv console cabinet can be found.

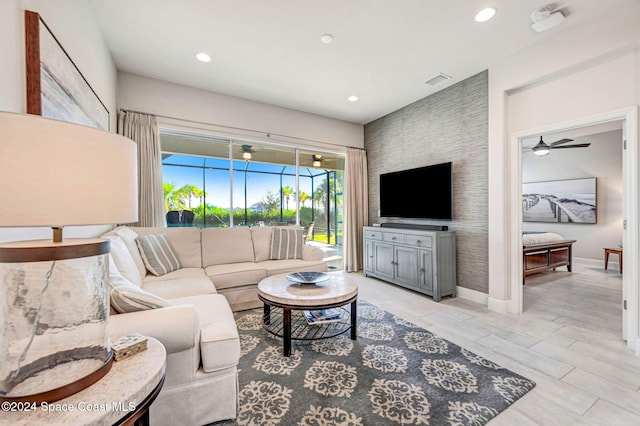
[363,226,456,301]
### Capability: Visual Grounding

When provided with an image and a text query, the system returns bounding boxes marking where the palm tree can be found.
[164,182,184,211]
[297,191,309,208]
[177,184,205,209]
[281,186,294,210]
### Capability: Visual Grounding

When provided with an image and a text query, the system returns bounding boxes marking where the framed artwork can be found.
[522,177,597,224]
[25,10,109,130]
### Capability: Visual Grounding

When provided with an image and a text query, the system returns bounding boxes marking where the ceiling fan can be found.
[524,136,591,156]
[241,144,255,160]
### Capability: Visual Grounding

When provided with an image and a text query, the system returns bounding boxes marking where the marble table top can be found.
[258,272,358,307]
[1,337,166,426]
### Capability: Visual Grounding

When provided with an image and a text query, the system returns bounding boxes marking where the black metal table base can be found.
[261,298,357,356]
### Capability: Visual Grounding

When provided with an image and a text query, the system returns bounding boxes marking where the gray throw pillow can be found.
[136,233,182,276]
[270,227,303,260]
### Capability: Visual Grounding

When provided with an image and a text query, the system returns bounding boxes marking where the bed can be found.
[522,232,576,283]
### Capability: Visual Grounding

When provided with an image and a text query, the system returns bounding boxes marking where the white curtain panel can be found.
[344,147,369,272]
[117,110,165,227]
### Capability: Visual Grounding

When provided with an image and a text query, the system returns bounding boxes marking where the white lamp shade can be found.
[0,112,138,227]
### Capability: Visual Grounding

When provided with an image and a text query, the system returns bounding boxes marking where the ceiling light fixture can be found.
[320,34,334,44]
[195,52,211,63]
[531,137,550,156]
[475,7,496,22]
[347,95,359,102]
[312,154,323,167]
[241,144,253,160]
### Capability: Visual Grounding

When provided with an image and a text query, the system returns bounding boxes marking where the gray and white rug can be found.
[220,301,535,425]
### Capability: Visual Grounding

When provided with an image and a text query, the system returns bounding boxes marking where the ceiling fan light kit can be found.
[532,140,550,156]
[312,154,323,167]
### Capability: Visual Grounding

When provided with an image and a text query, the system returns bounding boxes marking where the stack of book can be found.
[303,308,341,325]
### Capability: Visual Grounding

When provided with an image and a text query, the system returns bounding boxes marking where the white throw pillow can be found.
[270,227,303,260]
[105,236,143,287]
[136,233,182,276]
[108,255,171,313]
[114,226,147,282]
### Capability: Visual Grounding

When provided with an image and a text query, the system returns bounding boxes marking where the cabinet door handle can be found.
[420,268,425,274]
[416,240,422,244]
[391,237,396,240]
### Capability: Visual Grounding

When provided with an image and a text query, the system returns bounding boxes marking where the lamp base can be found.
[0,239,112,404]
[0,352,113,404]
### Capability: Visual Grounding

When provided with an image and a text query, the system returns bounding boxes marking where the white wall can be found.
[0,0,118,243]
[0,0,117,126]
[117,72,363,150]
[521,130,623,260]
[487,0,640,304]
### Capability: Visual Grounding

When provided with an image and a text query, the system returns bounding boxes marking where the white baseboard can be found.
[487,297,509,314]
[574,256,619,269]
[456,286,488,305]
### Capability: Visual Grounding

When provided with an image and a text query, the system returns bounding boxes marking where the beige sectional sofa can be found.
[105,225,327,426]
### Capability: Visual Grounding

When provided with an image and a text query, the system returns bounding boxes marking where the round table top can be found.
[2,337,166,426]
[258,272,358,307]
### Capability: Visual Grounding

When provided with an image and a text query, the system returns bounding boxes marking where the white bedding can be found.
[522,232,564,246]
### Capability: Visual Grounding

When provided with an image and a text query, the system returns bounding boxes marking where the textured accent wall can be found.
[364,71,488,293]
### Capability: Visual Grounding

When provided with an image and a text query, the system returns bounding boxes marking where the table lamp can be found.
[0,112,138,404]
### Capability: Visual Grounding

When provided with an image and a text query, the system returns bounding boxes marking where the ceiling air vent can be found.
[424,73,451,87]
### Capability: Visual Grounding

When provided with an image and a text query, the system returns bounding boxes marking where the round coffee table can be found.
[257,272,358,356]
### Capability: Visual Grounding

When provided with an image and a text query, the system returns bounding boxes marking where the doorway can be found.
[508,107,638,349]
[520,123,624,339]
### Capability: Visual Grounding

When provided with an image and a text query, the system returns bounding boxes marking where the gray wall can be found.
[364,71,488,293]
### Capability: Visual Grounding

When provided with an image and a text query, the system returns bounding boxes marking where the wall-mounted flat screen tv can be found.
[379,162,452,220]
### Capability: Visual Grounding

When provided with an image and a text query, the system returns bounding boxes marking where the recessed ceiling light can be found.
[347,95,358,102]
[475,7,496,22]
[195,52,211,63]
[320,34,334,44]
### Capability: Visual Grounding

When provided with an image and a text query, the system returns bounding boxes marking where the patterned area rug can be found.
[219,301,535,425]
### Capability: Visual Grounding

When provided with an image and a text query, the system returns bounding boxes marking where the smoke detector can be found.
[531,4,565,32]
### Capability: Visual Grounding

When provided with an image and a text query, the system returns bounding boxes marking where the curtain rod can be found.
[118,108,364,151]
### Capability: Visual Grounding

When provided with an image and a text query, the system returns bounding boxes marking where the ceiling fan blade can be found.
[549,138,574,146]
[550,143,591,149]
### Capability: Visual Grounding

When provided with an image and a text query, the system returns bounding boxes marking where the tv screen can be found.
[379,162,452,220]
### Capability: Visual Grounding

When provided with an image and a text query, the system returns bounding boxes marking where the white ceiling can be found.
[88,0,631,125]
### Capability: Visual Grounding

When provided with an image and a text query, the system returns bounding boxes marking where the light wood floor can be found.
[346,264,640,425]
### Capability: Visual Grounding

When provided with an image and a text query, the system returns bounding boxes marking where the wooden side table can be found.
[3,337,166,426]
[604,247,623,273]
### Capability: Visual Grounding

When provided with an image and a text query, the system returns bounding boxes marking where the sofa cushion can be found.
[250,226,273,262]
[108,255,172,313]
[262,259,328,276]
[270,227,303,260]
[202,227,254,266]
[105,236,143,287]
[132,227,203,268]
[143,277,217,300]
[137,233,182,276]
[204,263,267,290]
[170,294,240,373]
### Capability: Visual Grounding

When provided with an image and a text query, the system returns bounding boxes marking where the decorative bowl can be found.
[287,271,330,284]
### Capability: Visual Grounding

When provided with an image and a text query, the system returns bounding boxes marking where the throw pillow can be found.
[136,233,182,276]
[108,256,171,313]
[114,226,147,282]
[270,227,303,260]
[104,236,143,287]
